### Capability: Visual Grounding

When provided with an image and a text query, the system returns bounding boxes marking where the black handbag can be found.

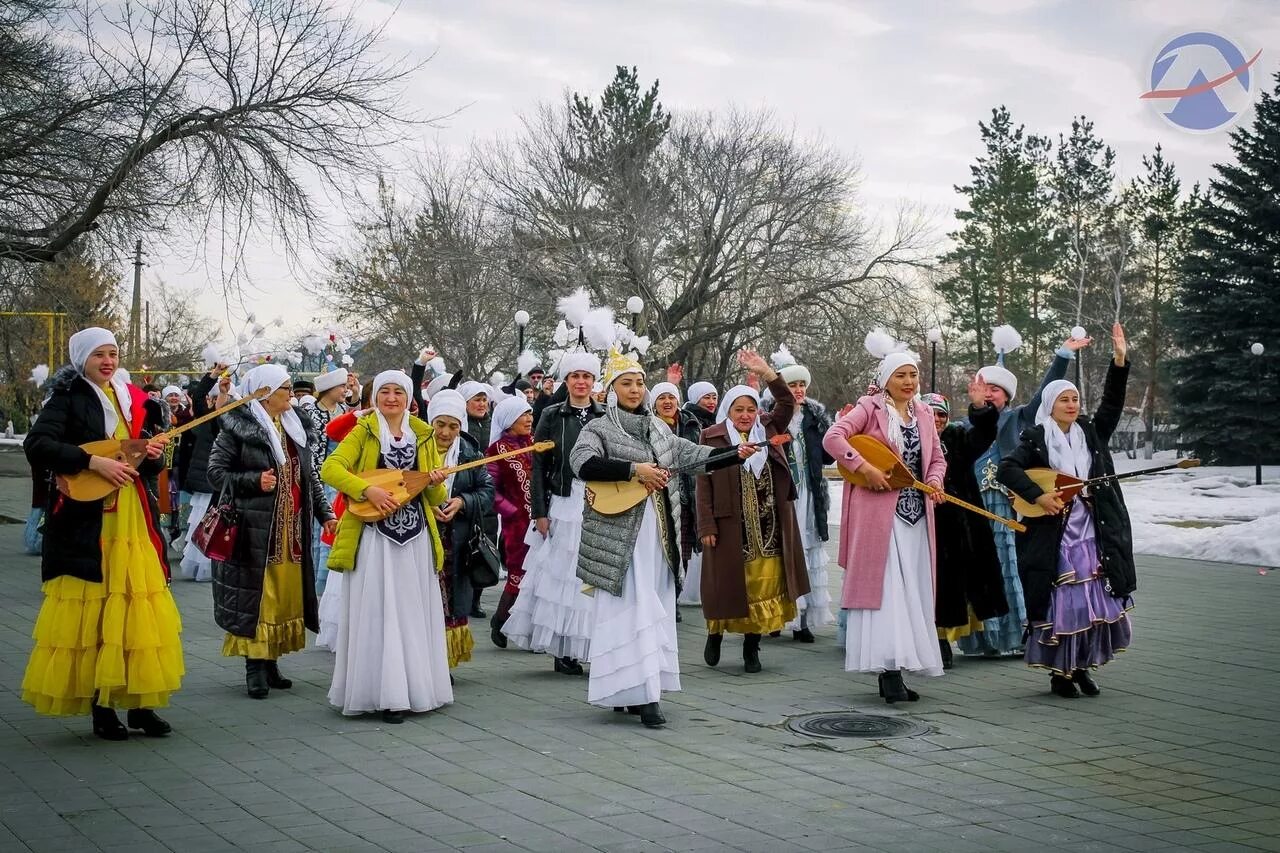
[467,529,501,588]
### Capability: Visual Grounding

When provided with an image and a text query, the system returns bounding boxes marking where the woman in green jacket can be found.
[321,370,451,723]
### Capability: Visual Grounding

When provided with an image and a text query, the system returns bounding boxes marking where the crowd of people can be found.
[19,305,1138,739]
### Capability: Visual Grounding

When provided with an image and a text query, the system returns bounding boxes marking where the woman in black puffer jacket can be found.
[207,364,334,700]
[178,370,225,581]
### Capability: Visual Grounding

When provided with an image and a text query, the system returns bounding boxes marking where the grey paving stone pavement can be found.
[1,467,1278,852]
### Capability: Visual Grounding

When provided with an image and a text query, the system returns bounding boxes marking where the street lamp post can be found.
[927,328,942,390]
[1252,342,1265,486]
[514,309,530,354]
[626,296,645,332]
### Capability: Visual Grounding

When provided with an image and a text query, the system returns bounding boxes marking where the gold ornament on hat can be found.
[602,346,643,388]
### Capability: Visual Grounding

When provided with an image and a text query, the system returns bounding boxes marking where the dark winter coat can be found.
[935,403,1009,628]
[531,398,604,518]
[181,374,220,494]
[206,404,333,638]
[444,431,498,599]
[23,365,169,583]
[998,361,1136,624]
[767,397,835,543]
[678,401,717,562]
[695,377,811,621]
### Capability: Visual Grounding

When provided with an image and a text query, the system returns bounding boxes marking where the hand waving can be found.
[1111,323,1127,366]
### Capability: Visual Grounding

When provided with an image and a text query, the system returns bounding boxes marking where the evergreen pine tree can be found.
[1171,74,1280,464]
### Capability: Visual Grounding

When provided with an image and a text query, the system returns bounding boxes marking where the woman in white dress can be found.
[571,349,761,728]
[822,333,947,703]
[321,370,453,723]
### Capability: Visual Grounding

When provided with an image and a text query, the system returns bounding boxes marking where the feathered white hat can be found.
[865,329,918,388]
[771,344,810,386]
[978,325,1022,398]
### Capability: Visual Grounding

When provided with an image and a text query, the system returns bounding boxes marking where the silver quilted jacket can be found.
[570,412,713,596]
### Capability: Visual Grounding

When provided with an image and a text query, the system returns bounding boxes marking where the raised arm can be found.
[1092,324,1130,444]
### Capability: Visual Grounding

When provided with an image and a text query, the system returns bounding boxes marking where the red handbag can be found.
[192,481,240,562]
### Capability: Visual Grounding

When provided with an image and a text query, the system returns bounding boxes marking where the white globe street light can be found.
[1251,342,1265,356]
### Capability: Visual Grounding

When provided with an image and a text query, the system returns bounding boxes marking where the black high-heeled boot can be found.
[878,671,910,704]
[1071,669,1100,697]
[245,658,269,699]
[91,703,128,741]
[1050,674,1080,698]
[939,639,954,670]
[126,709,172,737]
[263,660,292,689]
[703,632,723,667]
[639,702,666,728]
[743,633,762,673]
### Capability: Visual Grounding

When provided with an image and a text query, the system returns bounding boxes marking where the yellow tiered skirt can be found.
[22,486,185,716]
[221,558,307,660]
[706,555,797,635]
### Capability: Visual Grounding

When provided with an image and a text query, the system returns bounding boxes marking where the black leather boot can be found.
[743,633,762,673]
[878,670,918,703]
[1050,674,1080,698]
[126,709,172,737]
[553,657,584,675]
[1072,669,1101,696]
[939,639,954,670]
[639,702,666,728]
[91,703,128,741]
[703,632,723,667]
[245,658,269,699]
[264,660,292,689]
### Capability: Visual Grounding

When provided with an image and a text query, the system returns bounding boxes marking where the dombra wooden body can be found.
[1010,458,1200,518]
[836,434,1027,533]
[345,440,554,522]
[61,388,267,502]
[585,434,791,517]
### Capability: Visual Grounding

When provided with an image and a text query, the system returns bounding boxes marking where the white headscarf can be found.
[371,370,415,456]
[241,364,306,465]
[458,380,489,404]
[314,368,348,394]
[68,327,132,437]
[1037,379,1091,479]
[875,351,920,388]
[687,381,717,407]
[427,389,467,494]
[491,395,532,437]
[650,382,681,405]
[717,385,766,478]
[162,385,182,400]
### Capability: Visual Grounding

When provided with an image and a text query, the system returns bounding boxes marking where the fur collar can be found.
[48,364,84,394]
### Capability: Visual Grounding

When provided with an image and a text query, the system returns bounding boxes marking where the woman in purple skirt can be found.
[998,323,1136,698]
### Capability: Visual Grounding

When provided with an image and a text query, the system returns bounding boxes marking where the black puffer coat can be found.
[24,366,169,583]
[998,361,1135,623]
[444,431,498,600]
[181,374,220,494]
[678,401,717,564]
[206,404,333,638]
[935,402,1009,628]
[767,397,834,543]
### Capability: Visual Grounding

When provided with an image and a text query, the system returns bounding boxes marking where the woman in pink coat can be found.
[823,333,946,703]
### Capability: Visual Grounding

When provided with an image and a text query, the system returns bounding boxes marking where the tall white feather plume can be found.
[201,343,224,368]
[613,323,633,347]
[864,329,905,359]
[517,350,540,376]
[558,288,592,327]
[770,344,797,370]
[30,364,49,386]
[631,335,651,356]
[581,307,616,351]
[991,324,1023,354]
[547,348,566,370]
[553,320,570,347]
[302,335,327,356]
[489,371,507,387]
[341,354,354,366]
[286,352,303,366]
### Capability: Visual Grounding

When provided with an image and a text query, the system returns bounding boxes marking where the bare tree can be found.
[0,0,419,275]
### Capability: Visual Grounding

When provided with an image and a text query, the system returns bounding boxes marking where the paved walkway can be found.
[1,470,1278,853]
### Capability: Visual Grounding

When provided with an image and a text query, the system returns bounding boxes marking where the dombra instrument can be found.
[1011,458,1201,518]
[346,440,554,521]
[585,434,791,517]
[63,387,269,502]
[837,434,1027,533]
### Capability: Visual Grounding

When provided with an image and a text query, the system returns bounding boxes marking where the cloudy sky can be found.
[156,0,1277,338]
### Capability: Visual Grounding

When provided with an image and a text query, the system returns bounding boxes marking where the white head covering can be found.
[558,351,602,380]
[241,363,306,465]
[779,364,811,385]
[371,369,415,456]
[491,395,532,437]
[424,372,454,400]
[426,389,467,493]
[314,368,348,394]
[649,381,681,408]
[1036,379,1091,479]
[162,385,182,399]
[717,385,766,478]
[687,381,717,406]
[298,394,317,408]
[875,352,920,389]
[458,380,489,404]
[68,327,132,437]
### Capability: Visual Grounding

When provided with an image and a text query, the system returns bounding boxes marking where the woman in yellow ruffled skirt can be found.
[22,328,184,740]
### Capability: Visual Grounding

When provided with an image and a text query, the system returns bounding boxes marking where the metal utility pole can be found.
[128,239,143,362]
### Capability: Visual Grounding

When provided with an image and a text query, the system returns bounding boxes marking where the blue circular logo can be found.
[1142,32,1261,133]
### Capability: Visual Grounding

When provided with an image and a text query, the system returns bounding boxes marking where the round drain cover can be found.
[786,712,928,739]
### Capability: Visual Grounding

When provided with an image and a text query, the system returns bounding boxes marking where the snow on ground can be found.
[825,451,1280,567]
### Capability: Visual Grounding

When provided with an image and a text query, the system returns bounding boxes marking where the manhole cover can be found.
[786,712,929,740]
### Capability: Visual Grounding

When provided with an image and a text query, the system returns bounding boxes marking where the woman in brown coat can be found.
[696,351,811,673]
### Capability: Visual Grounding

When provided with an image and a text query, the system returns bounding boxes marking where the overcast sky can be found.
[154,0,1277,340]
